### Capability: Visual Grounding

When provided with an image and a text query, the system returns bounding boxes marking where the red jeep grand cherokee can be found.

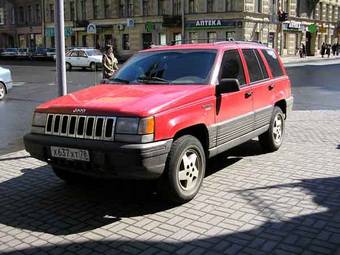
[24,42,293,203]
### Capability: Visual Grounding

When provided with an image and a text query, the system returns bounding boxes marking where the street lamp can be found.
[54,0,67,96]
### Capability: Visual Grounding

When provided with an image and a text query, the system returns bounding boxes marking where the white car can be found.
[0,48,18,58]
[0,66,13,100]
[65,48,103,71]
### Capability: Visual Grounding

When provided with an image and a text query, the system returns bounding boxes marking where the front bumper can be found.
[24,133,172,179]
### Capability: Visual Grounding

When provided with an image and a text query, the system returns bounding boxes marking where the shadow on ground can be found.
[1,140,340,254]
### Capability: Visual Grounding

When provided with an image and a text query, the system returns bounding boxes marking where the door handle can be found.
[245,92,253,98]
[268,84,275,90]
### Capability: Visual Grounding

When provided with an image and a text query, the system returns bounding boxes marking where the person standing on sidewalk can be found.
[321,42,326,58]
[102,45,119,79]
[326,44,331,58]
[337,42,340,56]
[332,43,337,56]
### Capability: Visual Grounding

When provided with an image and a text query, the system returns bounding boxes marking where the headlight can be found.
[115,117,139,134]
[115,117,155,143]
[32,112,48,127]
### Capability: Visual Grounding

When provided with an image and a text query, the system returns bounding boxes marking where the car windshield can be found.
[86,49,102,56]
[111,50,217,85]
[7,48,17,52]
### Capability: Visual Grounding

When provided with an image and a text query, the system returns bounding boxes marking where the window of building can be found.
[159,33,167,45]
[49,4,54,22]
[127,0,133,16]
[226,31,235,41]
[242,49,265,83]
[119,0,126,17]
[27,5,34,24]
[207,32,217,43]
[158,0,166,15]
[70,2,75,20]
[80,0,86,20]
[189,32,198,43]
[123,34,130,50]
[0,8,4,25]
[255,0,262,13]
[284,0,289,13]
[143,0,149,16]
[19,6,24,24]
[332,5,336,22]
[220,50,245,85]
[93,0,98,19]
[35,4,41,23]
[319,3,323,20]
[225,0,236,11]
[296,0,300,16]
[104,0,110,18]
[261,49,284,77]
[173,0,181,15]
[189,0,198,13]
[11,8,15,25]
[207,0,213,12]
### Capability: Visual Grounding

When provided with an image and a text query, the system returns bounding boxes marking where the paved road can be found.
[0,60,340,254]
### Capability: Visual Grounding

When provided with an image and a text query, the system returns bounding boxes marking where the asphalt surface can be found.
[0,59,339,155]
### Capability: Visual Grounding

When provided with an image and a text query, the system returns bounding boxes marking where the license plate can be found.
[50,146,90,162]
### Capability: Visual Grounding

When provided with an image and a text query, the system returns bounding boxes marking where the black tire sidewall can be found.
[166,135,206,202]
[66,63,71,71]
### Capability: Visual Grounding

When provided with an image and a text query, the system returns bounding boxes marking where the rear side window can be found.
[254,50,269,79]
[242,49,264,83]
[261,49,284,77]
[220,50,246,86]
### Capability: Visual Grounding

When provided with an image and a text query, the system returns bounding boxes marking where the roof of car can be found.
[141,41,270,53]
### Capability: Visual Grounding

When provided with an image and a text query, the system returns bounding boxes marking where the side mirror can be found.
[216,78,240,95]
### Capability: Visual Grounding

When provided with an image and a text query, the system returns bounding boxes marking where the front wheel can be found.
[259,106,285,152]
[90,62,97,71]
[0,83,6,100]
[66,62,72,71]
[158,135,206,204]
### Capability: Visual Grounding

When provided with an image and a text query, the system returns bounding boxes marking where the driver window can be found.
[220,50,246,86]
[79,51,87,57]
[70,51,78,57]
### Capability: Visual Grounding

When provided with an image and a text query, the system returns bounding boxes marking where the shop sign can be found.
[288,22,301,29]
[145,22,155,32]
[307,24,317,33]
[87,23,96,34]
[283,22,305,31]
[127,18,135,28]
[45,27,73,37]
[186,19,242,29]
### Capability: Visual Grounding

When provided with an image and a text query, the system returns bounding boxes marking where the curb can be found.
[282,56,340,65]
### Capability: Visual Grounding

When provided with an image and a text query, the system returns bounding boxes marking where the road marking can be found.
[48,83,55,86]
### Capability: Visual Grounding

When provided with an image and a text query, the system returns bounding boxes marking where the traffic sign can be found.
[87,23,97,34]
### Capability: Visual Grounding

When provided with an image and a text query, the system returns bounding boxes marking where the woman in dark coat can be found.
[321,42,326,58]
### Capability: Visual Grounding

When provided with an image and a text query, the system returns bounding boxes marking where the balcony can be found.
[162,15,182,27]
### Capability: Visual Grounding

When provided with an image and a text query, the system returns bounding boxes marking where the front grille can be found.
[45,114,116,141]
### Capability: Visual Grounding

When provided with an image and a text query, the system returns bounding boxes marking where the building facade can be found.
[0,0,16,48]
[1,0,339,56]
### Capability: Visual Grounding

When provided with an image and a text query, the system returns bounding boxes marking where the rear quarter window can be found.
[261,49,284,78]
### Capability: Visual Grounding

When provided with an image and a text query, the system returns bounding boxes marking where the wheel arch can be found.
[173,124,209,156]
[274,99,287,117]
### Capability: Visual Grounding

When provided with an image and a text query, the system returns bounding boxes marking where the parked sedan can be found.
[0,66,13,100]
[65,49,102,71]
[0,48,19,58]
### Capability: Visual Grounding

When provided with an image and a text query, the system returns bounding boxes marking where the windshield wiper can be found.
[137,76,170,84]
[108,77,130,84]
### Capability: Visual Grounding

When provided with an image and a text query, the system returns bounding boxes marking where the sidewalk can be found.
[281,53,340,64]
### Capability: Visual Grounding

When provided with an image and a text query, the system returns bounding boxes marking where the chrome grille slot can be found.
[45,114,115,141]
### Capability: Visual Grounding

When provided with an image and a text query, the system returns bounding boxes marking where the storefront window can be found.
[123,34,130,50]
[207,32,217,43]
[189,32,198,43]
[174,33,182,44]
[226,31,235,41]
[0,8,4,25]
[159,34,167,45]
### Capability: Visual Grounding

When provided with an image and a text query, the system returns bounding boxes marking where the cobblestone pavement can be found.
[0,110,340,255]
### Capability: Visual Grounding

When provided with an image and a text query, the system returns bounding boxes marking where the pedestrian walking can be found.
[102,45,119,80]
[326,44,331,58]
[299,43,306,58]
[321,42,326,58]
[336,42,339,56]
[332,43,337,56]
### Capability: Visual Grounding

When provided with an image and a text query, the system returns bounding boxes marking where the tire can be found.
[66,62,72,71]
[259,106,285,152]
[90,62,97,71]
[0,82,6,101]
[52,167,89,184]
[158,135,206,204]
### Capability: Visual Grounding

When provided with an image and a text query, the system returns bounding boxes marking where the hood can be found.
[36,84,214,117]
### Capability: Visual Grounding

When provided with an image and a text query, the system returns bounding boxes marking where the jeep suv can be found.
[24,42,293,203]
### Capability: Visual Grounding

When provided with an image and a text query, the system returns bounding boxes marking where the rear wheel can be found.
[0,83,6,100]
[66,62,72,71]
[259,106,285,152]
[90,62,97,71]
[158,135,206,204]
